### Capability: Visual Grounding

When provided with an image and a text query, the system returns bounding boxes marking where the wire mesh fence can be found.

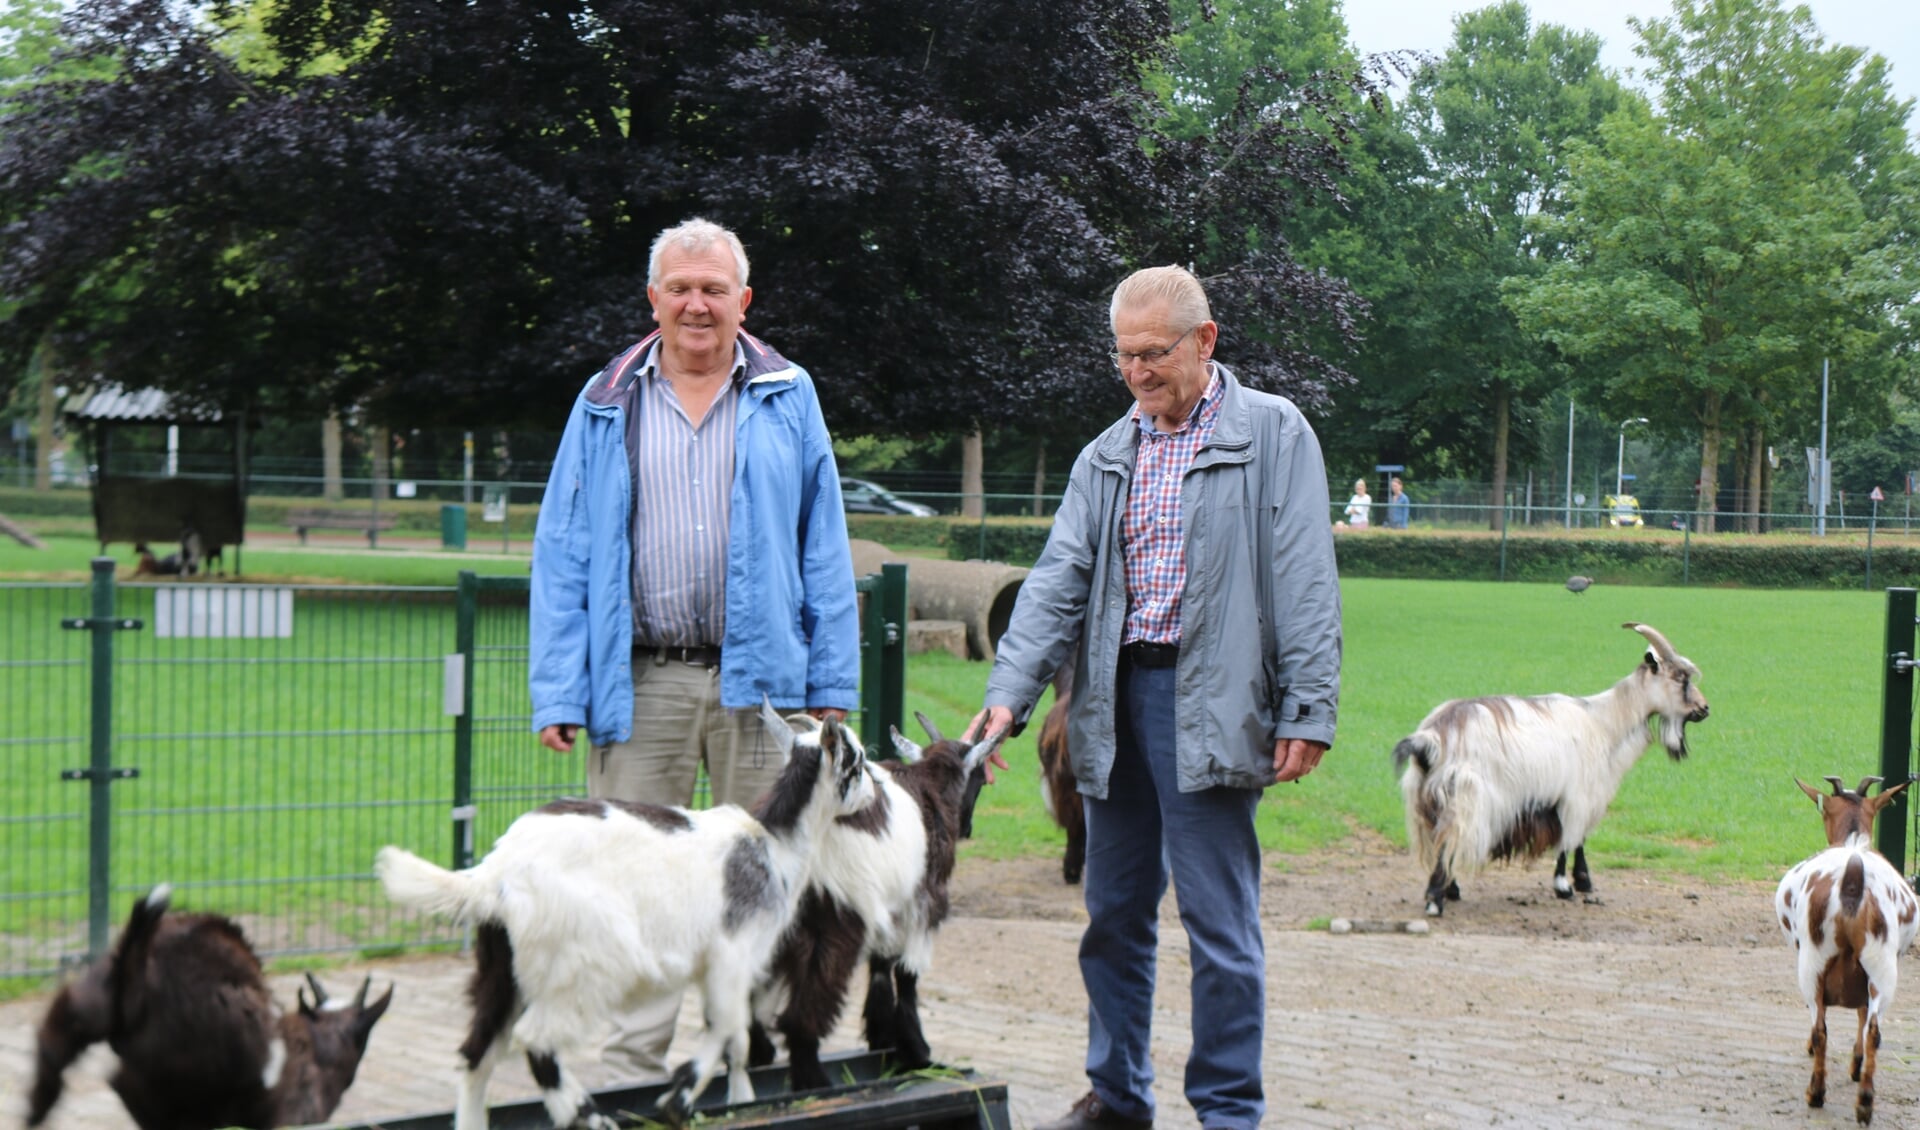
[1,563,909,981]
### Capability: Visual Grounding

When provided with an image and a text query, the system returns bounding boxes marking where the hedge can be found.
[1332,529,1920,590]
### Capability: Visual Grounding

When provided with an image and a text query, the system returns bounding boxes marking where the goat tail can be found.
[1392,733,1438,776]
[109,884,171,1037]
[375,846,494,923]
[1840,853,1867,919]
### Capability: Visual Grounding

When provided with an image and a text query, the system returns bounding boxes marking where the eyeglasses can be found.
[1110,327,1193,370]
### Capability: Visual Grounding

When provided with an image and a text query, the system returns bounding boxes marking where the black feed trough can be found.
[325,1051,1009,1130]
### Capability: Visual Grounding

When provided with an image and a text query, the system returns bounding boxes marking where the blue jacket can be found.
[529,331,859,746]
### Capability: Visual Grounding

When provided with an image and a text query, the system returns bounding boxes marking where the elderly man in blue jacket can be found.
[529,217,859,1079]
[973,265,1341,1130]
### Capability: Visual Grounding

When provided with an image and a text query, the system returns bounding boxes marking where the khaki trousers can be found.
[587,656,789,1081]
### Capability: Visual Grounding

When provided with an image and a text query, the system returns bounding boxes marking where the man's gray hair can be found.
[648,218,751,288]
[1110,265,1211,333]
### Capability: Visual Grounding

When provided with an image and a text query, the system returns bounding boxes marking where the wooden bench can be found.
[285,507,400,547]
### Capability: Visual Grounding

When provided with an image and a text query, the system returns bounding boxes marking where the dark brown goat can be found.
[28,885,391,1130]
[1037,653,1085,884]
[749,714,1005,1090]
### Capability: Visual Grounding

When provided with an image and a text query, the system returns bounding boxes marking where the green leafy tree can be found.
[1504,0,1919,531]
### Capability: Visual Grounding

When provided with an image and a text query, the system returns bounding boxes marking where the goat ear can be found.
[1795,777,1827,808]
[1874,780,1910,806]
[961,726,1011,777]
[357,982,394,1027]
[914,711,945,744]
[888,725,924,763]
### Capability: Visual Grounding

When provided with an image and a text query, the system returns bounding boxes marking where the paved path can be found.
[5,913,1915,1129]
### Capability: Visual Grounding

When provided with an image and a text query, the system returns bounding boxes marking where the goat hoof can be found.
[1444,880,1461,900]
[1858,1094,1874,1124]
[1424,900,1443,918]
[658,1064,701,1128]
[1809,1086,1825,1109]
[1573,876,1594,894]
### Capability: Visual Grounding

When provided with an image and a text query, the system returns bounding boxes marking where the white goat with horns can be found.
[1776,775,1919,1125]
[1394,621,1710,917]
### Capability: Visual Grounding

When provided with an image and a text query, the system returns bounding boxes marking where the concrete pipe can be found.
[850,539,1030,661]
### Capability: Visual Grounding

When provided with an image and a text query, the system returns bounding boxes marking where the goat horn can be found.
[961,726,1011,776]
[304,972,328,1005]
[915,711,945,744]
[1622,622,1682,667]
[1825,775,1849,796]
[757,694,795,762]
[1858,775,1886,796]
[353,974,372,1009]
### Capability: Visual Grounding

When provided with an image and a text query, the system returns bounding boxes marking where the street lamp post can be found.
[1616,417,1649,497]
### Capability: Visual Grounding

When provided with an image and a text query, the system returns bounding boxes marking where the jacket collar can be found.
[585,330,797,408]
[1094,361,1251,469]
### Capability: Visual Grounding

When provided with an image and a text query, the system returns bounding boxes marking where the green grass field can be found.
[0,528,1905,977]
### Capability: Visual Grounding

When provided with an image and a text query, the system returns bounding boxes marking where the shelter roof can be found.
[60,383,224,424]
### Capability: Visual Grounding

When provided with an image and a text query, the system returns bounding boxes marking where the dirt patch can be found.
[953,825,1780,950]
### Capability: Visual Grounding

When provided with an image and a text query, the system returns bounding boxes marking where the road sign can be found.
[1374,464,1405,473]
[1871,486,1886,502]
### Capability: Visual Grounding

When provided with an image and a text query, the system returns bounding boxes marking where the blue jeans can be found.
[1081,661,1265,1129]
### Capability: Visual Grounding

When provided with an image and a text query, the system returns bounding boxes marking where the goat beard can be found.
[1657,716,1691,761]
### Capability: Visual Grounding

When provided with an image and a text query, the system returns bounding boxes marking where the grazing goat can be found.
[27,884,392,1130]
[1036,654,1085,885]
[1394,621,1710,917]
[1776,775,1920,1125]
[747,712,1005,1090]
[132,542,185,578]
[375,704,873,1130]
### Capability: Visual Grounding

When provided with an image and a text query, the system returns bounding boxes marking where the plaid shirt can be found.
[1121,368,1223,646]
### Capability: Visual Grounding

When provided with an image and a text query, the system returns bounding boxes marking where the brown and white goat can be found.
[747,713,1006,1090]
[27,884,392,1130]
[376,704,873,1130]
[1776,775,1920,1125]
[1395,621,1710,916]
[1036,654,1085,885]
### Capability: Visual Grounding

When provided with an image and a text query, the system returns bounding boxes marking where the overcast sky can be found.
[1340,0,1920,111]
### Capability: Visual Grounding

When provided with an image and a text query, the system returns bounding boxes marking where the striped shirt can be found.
[1121,367,1224,647]
[630,343,742,648]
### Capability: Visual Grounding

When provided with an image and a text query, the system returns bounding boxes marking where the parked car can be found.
[841,477,936,517]
[1605,494,1644,528]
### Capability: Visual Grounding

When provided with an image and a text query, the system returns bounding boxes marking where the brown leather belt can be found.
[1121,640,1180,669]
[636,643,723,668]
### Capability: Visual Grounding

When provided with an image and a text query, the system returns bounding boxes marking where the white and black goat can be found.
[747,713,1005,1090]
[27,884,392,1130]
[374,704,873,1130]
[1036,654,1085,885]
[1394,621,1710,917]
[1776,775,1920,1125]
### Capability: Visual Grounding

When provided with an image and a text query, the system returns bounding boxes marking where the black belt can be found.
[1122,640,1180,669]
[636,643,723,668]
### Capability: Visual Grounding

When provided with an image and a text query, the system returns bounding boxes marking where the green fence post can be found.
[1879,587,1915,870]
[879,562,908,742]
[61,558,142,957]
[1497,504,1509,581]
[452,571,478,869]
[857,574,882,748]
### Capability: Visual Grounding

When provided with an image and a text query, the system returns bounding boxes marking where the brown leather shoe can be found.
[1035,1091,1152,1130]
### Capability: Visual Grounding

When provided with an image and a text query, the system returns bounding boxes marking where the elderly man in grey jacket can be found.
[972,265,1341,1130]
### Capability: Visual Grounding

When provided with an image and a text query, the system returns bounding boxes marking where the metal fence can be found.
[0,561,908,979]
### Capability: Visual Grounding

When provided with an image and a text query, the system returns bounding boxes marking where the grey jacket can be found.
[984,364,1341,796]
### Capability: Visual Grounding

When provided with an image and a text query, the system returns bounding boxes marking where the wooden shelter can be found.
[61,383,249,571]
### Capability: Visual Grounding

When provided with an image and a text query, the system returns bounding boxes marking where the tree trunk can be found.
[1031,435,1047,517]
[322,412,345,502]
[370,424,392,502]
[961,429,984,519]
[1743,421,1765,535]
[33,342,56,492]
[1488,385,1510,531]
[1694,390,1722,534]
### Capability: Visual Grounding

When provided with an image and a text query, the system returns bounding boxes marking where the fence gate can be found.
[1881,587,1918,879]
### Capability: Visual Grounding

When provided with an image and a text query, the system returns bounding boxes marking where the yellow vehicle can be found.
[1604,494,1643,528]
